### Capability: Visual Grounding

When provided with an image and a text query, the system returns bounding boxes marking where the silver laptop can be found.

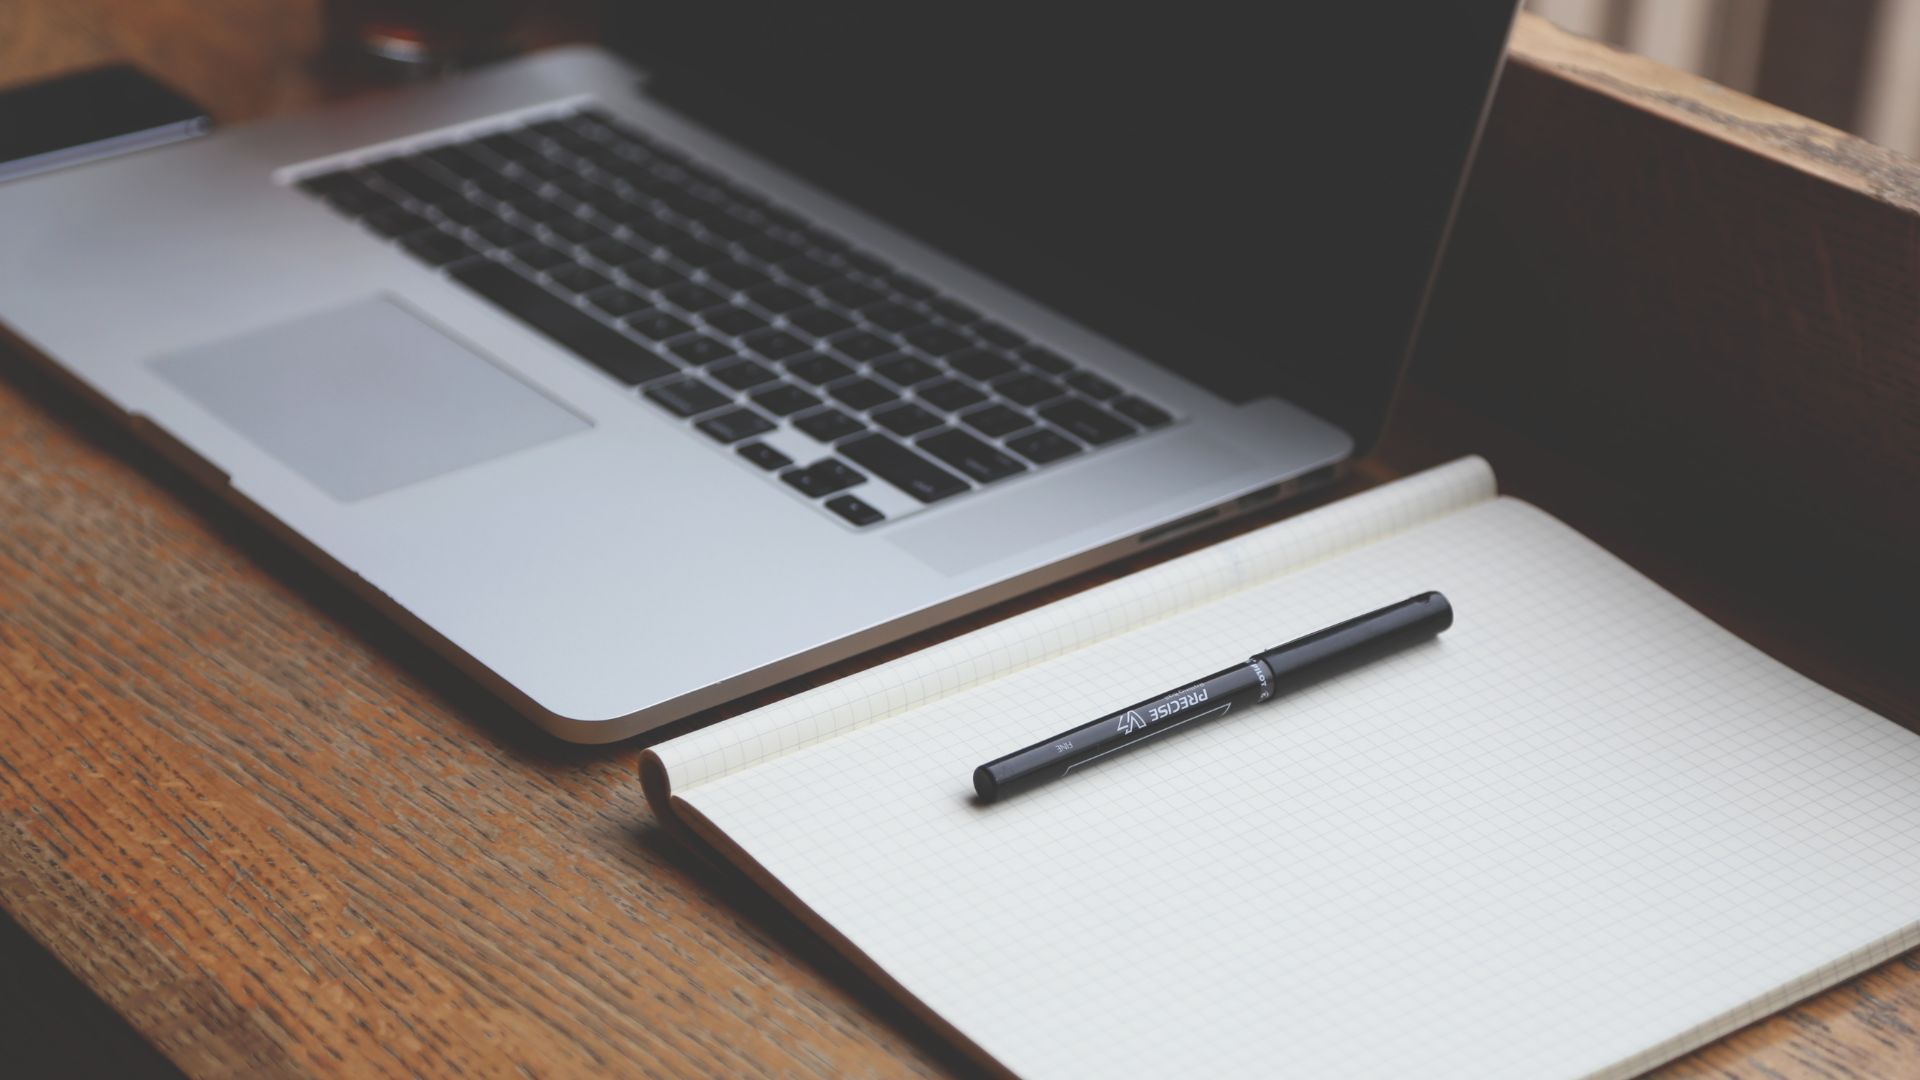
[0,5,1519,741]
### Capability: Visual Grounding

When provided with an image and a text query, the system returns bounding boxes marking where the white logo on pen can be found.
[1115,687,1210,735]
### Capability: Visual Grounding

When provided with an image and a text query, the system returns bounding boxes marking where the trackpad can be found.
[152,295,589,501]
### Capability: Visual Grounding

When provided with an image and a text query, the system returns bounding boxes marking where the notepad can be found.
[642,457,1920,1079]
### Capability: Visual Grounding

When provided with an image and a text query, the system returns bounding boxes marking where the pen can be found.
[971,591,1453,802]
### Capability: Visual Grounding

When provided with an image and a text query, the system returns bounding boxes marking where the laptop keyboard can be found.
[294,105,1175,527]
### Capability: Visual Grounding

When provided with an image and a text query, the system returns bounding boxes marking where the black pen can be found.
[972,591,1453,802]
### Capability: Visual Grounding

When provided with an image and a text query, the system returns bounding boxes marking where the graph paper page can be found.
[650,456,1494,795]
[682,497,1920,1079]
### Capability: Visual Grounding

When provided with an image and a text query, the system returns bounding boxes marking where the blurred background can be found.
[1528,0,1920,155]
[6,2,1920,157]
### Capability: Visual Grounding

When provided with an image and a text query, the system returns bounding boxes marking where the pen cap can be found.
[1255,591,1452,689]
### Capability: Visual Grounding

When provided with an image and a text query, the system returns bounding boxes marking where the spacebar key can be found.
[840,434,969,503]
[451,261,676,385]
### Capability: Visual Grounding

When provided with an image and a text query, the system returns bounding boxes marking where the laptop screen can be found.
[610,3,1518,451]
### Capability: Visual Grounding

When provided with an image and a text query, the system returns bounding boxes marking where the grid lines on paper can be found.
[688,496,1920,1079]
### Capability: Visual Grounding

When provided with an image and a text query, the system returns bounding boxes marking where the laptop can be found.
[0,3,1520,742]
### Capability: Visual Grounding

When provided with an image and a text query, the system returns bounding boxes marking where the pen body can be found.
[973,661,1272,802]
[972,591,1452,802]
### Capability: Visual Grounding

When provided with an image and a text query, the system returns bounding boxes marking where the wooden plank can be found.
[1417,15,1920,718]
[1438,15,1920,531]
[0,355,966,1077]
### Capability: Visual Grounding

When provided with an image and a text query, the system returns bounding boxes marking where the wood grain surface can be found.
[1,6,1916,1077]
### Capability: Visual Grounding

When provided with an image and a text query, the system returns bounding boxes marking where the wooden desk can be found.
[2,6,1916,1076]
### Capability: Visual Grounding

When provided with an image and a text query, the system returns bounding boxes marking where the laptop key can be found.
[659,281,730,313]
[737,442,793,471]
[781,458,866,498]
[625,311,693,341]
[579,191,631,223]
[992,373,1068,407]
[785,305,854,337]
[667,238,734,269]
[824,493,884,527]
[839,434,968,504]
[361,207,432,237]
[502,158,563,189]
[699,213,759,243]
[579,236,641,266]
[467,173,524,203]
[785,354,855,386]
[400,228,478,266]
[430,201,493,228]
[739,233,805,264]
[586,287,651,318]
[750,383,822,417]
[882,272,936,300]
[711,358,780,390]
[476,132,533,160]
[371,157,460,205]
[949,348,1018,382]
[543,216,599,245]
[1016,345,1075,375]
[544,174,598,203]
[1038,398,1135,445]
[624,216,685,249]
[702,307,770,337]
[319,184,393,218]
[828,377,899,411]
[862,303,928,334]
[872,402,943,437]
[297,169,359,198]
[644,377,731,417]
[468,220,534,249]
[926,298,982,326]
[1007,427,1083,465]
[424,144,491,178]
[972,320,1027,349]
[618,258,686,289]
[1111,395,1173,428]
[696,407,776,444]
[743,283,812,315]
[872,354,943,388]
[546,264,611,294]
[827,330,894,362]
[842,250,892,276]
[669,335,735,365]
[742,330,812,360]
[916,378,988,412]
[509,243,573,271]
[777,257,842,287]
[506,194,573,225]
[1066,371,1122,400]
[799,226,852,254]
[918,428,1028,484]
[451,261,677,385]
[820,280,885,310]
[703,259,772,290]
[894,320,967,355]
[959,404,1033,438]
[794,407,866,443]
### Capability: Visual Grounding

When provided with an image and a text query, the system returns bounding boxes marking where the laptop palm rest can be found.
[152,296,589,502]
